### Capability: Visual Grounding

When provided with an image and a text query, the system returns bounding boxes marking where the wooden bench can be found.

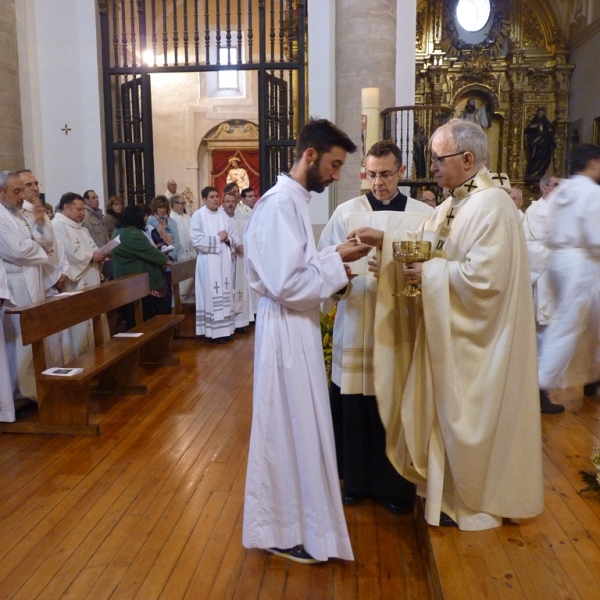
[0,273,183,436]
[170,258,196,338]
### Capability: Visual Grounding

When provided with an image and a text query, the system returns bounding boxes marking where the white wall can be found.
[17,0,104,207]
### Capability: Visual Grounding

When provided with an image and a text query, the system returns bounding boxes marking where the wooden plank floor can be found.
[0,331,431,600]
[427,387,600,600]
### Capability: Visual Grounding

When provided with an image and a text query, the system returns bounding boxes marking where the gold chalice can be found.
[392,240,432,297]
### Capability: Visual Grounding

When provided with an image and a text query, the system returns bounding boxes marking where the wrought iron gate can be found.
[98,0,307,203]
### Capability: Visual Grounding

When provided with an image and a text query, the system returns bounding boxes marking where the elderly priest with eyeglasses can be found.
[386,118,544,530]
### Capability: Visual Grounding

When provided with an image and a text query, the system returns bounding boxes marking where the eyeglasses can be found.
[365,165,402,181]
[430,151,465,165]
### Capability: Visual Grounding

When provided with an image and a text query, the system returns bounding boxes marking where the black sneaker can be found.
[266,545,322,564]
[540,389,565,414]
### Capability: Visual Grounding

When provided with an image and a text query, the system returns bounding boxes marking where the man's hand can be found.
[235,244,243,255]
[336,239,372,263]
[344,264,358,281]
[218,230,229,243]
[348,227,384,248]
[32,199,46,224]
[92,250,106,263]
[368,256,379,279]
[54,274,68,293]
[403,262,423,285]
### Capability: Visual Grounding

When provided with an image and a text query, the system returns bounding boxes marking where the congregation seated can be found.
[112,205,172,329]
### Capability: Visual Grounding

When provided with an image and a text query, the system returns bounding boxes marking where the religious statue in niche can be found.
[226,157,250,191]
[459,97,491,129]
[524,107,555,179]
[413,121,428,179]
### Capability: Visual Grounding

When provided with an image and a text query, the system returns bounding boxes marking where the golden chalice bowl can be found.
[392,240,432,297]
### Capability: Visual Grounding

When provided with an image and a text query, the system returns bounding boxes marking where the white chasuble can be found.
[243,175,353,561]
[170,211,197,300]
[393,168,544,530]
[190,206,237,338]
[318,195,432,396]
[53,212,104,360]
[0,203,54,400]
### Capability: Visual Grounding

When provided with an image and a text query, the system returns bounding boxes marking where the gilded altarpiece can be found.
[415,0,573,201]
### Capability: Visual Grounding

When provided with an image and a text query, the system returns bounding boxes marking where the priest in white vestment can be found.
[222,191,253,331]
[53,193,107,359]
[522,174,567,413]
[169,194,197,300]
[238,187,259,315]
[318,140,432,514]
[392,120,544,531]
[19,169,71,366]
[190,186,239,341]
[243,119,372,563]
[0,258,16,421]
[0,171,54,401]
[537,146,600,396]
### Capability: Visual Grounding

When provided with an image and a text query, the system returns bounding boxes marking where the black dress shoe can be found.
[235,326,249,334]
[540,389,565,414]
[342,494,365,506]
[439,512,458,527]
[382,499,413,515]
[583,381,600,397]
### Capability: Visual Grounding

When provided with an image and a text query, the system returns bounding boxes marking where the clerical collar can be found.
[366,190,407,212]
[450,167,495,201]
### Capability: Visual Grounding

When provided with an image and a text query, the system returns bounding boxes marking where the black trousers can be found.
[330,382,415,504]
[122,291,172,330]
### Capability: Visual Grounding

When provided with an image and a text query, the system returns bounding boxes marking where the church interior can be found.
[0,0,600,598]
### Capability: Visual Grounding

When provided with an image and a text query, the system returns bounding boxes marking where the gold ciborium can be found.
[392,240,432,297]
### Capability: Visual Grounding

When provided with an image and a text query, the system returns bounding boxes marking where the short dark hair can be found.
[241,187,254,198]
[201,186,218,199]
[58,192,84,211]
[295,118,357,163]
[571,144,600,174]
[223,182,239,194]
[222,192,237,202]
[366,140,403,167]
[118,205,146,229]
[83,190,95,200]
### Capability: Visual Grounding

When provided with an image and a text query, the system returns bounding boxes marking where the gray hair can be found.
[539,173,559,189]
[430,118,488,164]
[0,170,21,192]
[169,194,183,207]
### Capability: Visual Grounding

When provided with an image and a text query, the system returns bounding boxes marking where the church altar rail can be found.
[1,273,183,436]
[170,258,197,338]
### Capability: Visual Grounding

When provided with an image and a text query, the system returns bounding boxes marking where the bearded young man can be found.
[242,118,372,564]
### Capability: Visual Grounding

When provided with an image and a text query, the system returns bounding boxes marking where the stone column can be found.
[335,0,396,205]
[0,0,24,170]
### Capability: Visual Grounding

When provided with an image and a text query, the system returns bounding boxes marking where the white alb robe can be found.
[0,259,16,421]
[523,197,554,328]
[170,211,196,300]
[537,175,600,389]
[243,175,353,561]
[22,200,72,367]
[391,168,544,530]
[190,206,237,338]
[0,203,54,400]
[53,212,103,359]
[232,204,254,328]
[318,195,433,396]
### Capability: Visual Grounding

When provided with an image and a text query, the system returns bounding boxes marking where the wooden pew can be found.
[0,273,183,436]
[170,258,196,338]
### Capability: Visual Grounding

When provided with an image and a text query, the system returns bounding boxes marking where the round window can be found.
[456,0,491,32]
